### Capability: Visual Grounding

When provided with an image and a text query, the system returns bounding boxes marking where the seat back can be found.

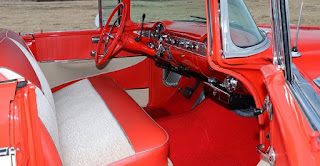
[0,30,61,165]
[0,30,54,109]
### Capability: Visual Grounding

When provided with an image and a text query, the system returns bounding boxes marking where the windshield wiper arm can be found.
[190,15,206,20]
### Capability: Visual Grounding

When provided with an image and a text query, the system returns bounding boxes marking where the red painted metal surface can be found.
[12,84,45,166]
[0,80,17,149]
[262,65,320,165]
[0,80,54,166]
[290,27,320,94]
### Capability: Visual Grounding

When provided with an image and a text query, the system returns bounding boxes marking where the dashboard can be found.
[133,21,209,76]
[131,21,255,110]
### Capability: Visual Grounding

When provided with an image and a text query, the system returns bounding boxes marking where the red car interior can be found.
[0,31,169,166]
[0,1,265,163]
[5,0,316,165]
[0,26,261,165]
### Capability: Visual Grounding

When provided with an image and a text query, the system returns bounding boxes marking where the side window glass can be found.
[101,0,120,26]
[0,1,99,33]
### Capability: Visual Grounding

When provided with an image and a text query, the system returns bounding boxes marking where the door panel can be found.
[39,56,147,88]
[35,34,96,61]
[25,30,101,61]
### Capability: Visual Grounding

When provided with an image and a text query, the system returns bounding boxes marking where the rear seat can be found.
[0,30,169,166]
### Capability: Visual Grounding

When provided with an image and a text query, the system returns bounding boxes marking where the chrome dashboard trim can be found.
[136,30,207,57]
[163,34,206,57]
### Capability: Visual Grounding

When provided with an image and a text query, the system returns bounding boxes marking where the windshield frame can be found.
[220,0,270,58]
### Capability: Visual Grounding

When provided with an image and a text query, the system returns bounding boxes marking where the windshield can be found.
[130,0,206,23]
[228,0,264,48]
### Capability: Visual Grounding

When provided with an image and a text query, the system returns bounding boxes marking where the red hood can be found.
[291,26,320,93]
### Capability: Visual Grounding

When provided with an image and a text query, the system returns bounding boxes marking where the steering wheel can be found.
[95,2,127,66]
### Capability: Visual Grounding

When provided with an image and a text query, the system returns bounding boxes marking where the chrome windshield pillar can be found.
[270,0,292,82]
[98,0,102,28]
[220,0,270,58]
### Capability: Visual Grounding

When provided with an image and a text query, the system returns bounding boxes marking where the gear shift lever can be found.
[135,13,146,42]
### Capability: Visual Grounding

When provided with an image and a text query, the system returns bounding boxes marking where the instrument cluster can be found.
[134,23,206,57]
[162,34,206,57]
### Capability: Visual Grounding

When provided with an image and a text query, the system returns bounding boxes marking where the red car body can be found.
[1,0,320,165]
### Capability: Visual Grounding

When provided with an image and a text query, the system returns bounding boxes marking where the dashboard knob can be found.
[151,32,156,38]
[170,39,176,45]
[185,42,192,49]
[179,41,185,47]
[192,44,199,50]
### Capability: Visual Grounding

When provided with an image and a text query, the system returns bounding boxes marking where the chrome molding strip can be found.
[270,0,284,66]
[38,56,142,63]
[280,0,293,82]
[289,64,320,131]
[313,77,320,88]
[207,0,213,58]
[39,58,95,64]
[98,0,102,28]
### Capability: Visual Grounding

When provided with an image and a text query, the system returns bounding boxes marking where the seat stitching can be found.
[0,30,9,43]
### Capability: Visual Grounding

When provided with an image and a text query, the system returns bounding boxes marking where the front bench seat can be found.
[0,30,169,166]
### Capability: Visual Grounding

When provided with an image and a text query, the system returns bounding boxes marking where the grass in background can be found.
[0,0,98,33]
[0,0,320,33]
[130,0,205,23]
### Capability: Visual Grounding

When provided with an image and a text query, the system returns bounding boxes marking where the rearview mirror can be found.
[95,13,107,28]
[95,14,100,28]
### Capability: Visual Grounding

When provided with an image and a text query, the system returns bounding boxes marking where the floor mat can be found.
[145,83,204,119]
[156,99,260,166]
[145,107,171,119]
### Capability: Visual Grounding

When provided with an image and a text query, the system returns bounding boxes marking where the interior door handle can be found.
[92,37,100,43]
[92,37,105,44]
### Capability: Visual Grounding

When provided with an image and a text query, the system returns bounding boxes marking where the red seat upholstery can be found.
[89,76,169,165]
[0,30,169,166]
[0,31,42,88]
